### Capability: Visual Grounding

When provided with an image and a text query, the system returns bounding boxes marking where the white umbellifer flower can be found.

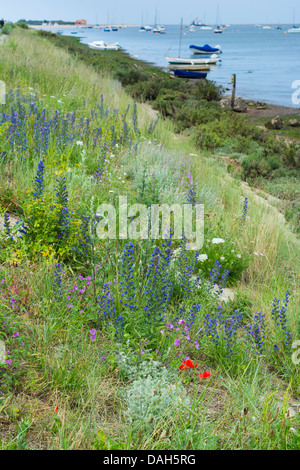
[50,95,56,98]
[57,99,63,103]
[237,254,242,259]
[197,254,208,262]
[172,248,182,258]
[110,153,115,158]
[211,238,225,244]
[76,141,84,146]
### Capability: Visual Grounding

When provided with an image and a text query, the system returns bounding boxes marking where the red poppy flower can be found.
[55,405,59,413]
[199,371,211,378]
[179,359,198,370]
[185,359,198,369]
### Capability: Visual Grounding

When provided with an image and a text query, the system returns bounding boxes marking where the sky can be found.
[1,0,299,25]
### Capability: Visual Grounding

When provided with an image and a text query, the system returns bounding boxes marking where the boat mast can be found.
[179,18,183,57]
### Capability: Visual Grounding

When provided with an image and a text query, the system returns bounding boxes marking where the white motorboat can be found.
[88,40,120,50]
[153,25,166,34]
[165,54,221,65]
[287,26,300,33]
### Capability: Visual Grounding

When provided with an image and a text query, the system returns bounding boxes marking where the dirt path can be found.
[241,181,286,223]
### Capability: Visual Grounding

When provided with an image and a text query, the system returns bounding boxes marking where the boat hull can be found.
[166,56,220,65]
[168,65,210,71]
[173,70,207,79]
[88,41,120,50]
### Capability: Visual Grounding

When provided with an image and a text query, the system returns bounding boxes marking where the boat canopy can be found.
[190,44,220,53]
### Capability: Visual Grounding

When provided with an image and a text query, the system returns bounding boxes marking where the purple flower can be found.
[140,349,145,355]
[90,328,96,341]
[13,332,19,337]
[174,339,180,346]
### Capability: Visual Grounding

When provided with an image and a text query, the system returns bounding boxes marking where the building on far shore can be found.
[75,19,87,26]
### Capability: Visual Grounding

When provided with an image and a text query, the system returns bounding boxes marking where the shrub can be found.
[16,22,29,29]
[197,79,223,101]
[240,153,281,179]
[1,23,14,35]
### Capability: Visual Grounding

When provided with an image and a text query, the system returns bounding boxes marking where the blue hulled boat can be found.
[173,70,207,79]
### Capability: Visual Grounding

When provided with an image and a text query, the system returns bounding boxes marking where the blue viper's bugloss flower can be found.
[97,283,116,326]
[271,290,293,353]
[241,196,248,223]
[33,160,45,199]
[120,242,137,310]
[115,315,124,340]
[3,213,13,240]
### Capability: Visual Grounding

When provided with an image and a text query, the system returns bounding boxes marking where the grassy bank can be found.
[0,27,299,450]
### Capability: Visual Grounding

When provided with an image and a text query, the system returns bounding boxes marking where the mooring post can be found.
[231,74,236,109]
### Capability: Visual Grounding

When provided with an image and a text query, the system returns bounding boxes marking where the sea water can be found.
[44,24,300,108]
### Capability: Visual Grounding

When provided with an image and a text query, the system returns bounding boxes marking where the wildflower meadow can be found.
[0,27,299,451]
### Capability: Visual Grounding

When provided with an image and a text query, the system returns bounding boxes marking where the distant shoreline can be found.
[29,23,298,29]
[29,24,143,29]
